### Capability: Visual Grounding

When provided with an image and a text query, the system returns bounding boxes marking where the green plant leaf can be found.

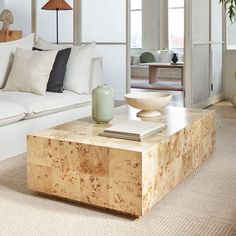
[220,0,236,23]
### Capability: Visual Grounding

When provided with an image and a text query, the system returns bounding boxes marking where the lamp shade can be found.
[42,0,72,10]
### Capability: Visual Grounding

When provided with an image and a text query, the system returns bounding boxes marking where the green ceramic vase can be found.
[92,84,114,123]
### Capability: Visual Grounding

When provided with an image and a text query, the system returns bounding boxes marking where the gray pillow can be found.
[140,52,155,63]
[33,47,71,93]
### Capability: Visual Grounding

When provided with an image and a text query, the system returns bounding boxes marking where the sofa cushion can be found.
[0,90,91,119]
[4,48,58,95]
[0,99,26,127]
[160,50,171,63]
[65,42,96,94]
[37,37,96,95]
[132,51,161,65]
[33,47,71,93]
[0,34,35,88]
[140,52,155,63]
[37,36,71,50]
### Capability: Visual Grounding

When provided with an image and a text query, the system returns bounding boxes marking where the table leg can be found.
[149,66,158,84]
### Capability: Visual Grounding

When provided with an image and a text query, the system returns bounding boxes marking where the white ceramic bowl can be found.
[125,92,172,117]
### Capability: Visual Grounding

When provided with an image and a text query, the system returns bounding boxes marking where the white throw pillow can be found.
[4,48,58,95]
[37,36,72,50]
[65,42,96,94]
[160,50,171,63]
[0,34,35,88]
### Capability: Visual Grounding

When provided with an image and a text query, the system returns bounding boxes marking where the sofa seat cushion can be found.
[0,99,27,127]
[0,90,91,119]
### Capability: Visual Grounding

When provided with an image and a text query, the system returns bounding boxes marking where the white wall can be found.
[224,51,236,99]
[0,1,5,10]
[36,0,73,43]
[3,0,73,42]
[0,0,5,29]
[3,0,31,36]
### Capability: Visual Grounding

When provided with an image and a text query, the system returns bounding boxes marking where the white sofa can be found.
[131,49,184,80]
[0,57,103,161]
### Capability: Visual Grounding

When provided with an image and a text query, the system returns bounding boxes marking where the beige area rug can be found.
[0,102,236,236]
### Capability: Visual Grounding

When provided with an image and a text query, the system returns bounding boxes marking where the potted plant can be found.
[220,0,236,23]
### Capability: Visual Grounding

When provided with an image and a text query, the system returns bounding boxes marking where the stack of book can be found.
[99,120,166,141]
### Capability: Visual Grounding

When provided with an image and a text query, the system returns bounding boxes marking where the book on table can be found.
[99,120,166,141]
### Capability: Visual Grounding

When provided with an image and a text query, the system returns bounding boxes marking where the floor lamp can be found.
[42,0,72,44]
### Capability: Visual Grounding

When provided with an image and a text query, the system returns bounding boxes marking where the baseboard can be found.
[192,93,225,108]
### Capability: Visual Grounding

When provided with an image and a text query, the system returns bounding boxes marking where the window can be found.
[131,0,142,48]
[227,18,236,49]
[168,0,184,49]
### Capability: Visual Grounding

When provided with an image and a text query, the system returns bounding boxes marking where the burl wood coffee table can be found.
[27,106,215,217]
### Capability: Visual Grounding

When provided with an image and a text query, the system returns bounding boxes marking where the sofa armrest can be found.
[89,57,103,94]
